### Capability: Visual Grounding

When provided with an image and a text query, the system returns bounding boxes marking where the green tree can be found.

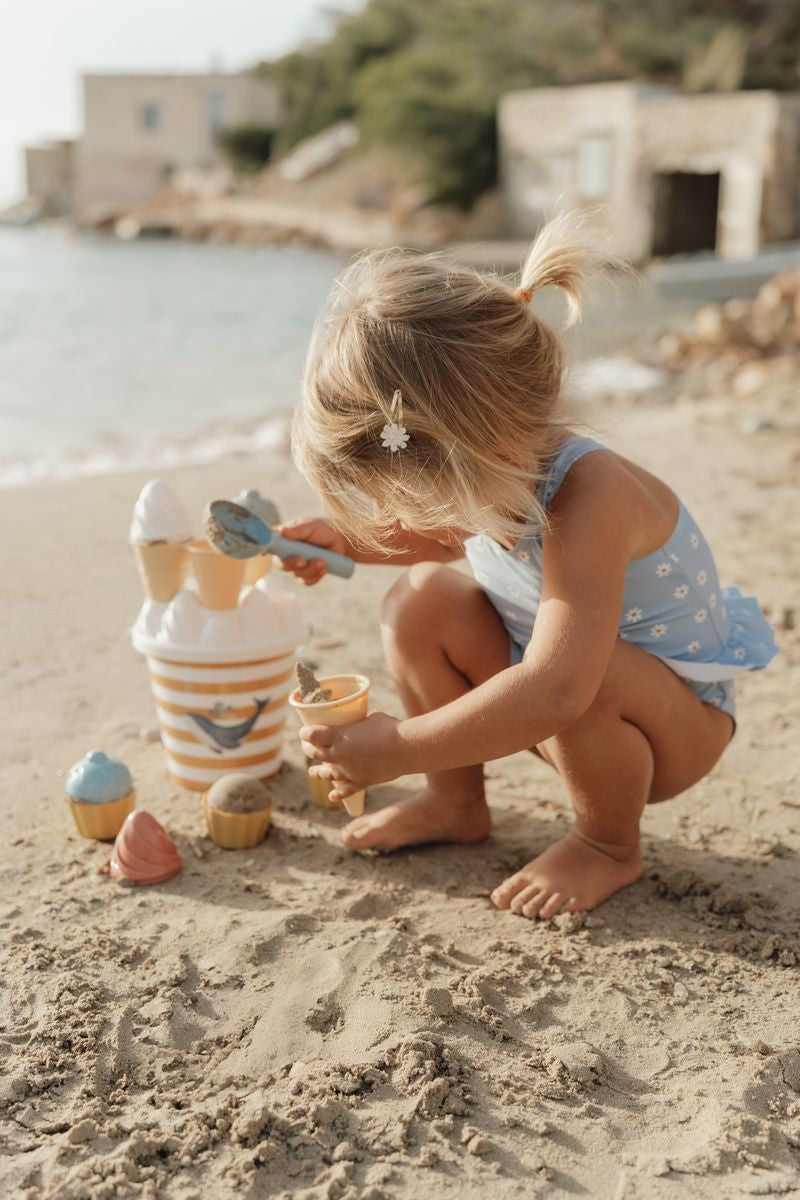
[256,0,800,210]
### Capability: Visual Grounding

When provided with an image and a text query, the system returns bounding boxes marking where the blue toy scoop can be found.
[203,500,355,580]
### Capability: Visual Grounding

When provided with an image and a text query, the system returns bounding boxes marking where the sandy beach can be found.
[2,396,799,1199]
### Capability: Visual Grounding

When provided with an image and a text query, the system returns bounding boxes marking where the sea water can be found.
[0,226,343,486]
[0,225,701,488]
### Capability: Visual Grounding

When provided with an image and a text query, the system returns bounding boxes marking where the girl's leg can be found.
[490,639,734,918]
[341,563,510,851]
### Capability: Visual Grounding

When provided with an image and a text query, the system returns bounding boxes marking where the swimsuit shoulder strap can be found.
[540,435,607,510]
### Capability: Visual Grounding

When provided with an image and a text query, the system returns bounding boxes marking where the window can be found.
[576,133,613,200]
[208,93,225,137]
[141,103,161,131]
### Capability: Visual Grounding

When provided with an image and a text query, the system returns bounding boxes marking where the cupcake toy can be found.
[203,773,273,849]
[66,749,135,840]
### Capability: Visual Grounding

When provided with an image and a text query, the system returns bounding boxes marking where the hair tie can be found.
[380,389,410,453]
[515,286,533,304]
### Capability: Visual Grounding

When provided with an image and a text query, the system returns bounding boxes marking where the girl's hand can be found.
[300,712,404,804]
[274,517,349,586]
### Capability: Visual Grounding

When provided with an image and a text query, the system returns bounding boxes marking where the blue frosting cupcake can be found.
[66,750,133,805]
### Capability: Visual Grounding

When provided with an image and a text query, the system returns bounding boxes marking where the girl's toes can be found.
[521,890,547,919]
[490,874,527,909]
[537,892,565,920]
[509,883,540,914]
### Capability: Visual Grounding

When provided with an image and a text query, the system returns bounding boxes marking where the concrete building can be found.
[499,82,800,262]
[25,140,75,216]
[74,72,280,219]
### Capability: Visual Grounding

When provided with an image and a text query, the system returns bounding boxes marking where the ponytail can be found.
[516,210,617,328]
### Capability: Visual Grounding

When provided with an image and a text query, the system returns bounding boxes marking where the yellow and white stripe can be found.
[144,652,294,790]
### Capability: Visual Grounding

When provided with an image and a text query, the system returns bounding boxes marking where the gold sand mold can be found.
[289,673,371,817]
[203,774,273,850]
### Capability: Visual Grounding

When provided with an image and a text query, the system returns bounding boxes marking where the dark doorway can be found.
[652,171,720,256]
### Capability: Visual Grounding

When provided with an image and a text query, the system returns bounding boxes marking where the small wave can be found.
[570,355,668,397]
[0,415,292,489]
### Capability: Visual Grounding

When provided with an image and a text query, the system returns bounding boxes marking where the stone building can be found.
[73,72,280,220]
[24,140,76,216]
[499,82,800,262]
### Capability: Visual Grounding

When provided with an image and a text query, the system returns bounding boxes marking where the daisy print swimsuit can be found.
[465,436,778,723]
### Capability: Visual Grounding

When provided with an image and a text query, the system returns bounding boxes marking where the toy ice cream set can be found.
[130,480,310,792]
[63,480,371,882]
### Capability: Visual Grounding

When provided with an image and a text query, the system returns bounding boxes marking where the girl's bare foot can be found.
[341,788,491,852]
[490,830,644,920]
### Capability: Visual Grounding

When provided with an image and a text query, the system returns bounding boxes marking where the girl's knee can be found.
[380,564,459,644]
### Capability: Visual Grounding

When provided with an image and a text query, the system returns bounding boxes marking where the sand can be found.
[207,777,273,816]
[1,398,799,1200]
[296,662,333,704]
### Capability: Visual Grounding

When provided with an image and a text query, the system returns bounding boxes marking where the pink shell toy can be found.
[110,811,182,885]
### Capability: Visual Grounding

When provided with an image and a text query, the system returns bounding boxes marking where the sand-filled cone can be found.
[68,791,135,840]
[110,811,182,885]
[289,674,370,817]
[132,542,189,602]
[203,797,271,848]
[189,540,247,609]
[203,774,273,849]
[243,554,273,586]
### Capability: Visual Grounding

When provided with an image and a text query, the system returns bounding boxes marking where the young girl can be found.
[280,215,778,920]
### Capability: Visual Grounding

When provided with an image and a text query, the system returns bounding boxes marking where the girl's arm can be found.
[302,454,643,787]
[276,517,463,586]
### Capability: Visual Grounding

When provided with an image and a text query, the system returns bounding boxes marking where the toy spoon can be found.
[203,501,355,580]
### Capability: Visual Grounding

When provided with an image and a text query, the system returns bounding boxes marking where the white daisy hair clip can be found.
[380,389,410,453]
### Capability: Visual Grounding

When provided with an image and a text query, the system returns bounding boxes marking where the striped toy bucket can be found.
[131,580,306,792]
[143,649,294,790]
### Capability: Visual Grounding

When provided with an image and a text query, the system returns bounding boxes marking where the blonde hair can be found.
[293,211,613,554]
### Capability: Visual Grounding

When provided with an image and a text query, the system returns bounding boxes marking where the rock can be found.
[552,911,587,933]
[779,1051,800,1093]
[692,304,729,344]
[710,885,748,914]
[423,987,454,1018]
[466,1134,492,1156]
[546,1041,606,1085]
[68,1117,100,1144]
[740,417,779,435]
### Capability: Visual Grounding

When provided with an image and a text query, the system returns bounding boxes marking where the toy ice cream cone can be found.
[203,774,272,849]
[65,749,136,840]
[189,540,247,610]
[132,541,189,602]
[130,480,193,603]
[289,674,370,817]
[243,554,273,586]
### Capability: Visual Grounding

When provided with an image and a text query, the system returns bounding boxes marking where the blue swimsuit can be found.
[465,436,778,722]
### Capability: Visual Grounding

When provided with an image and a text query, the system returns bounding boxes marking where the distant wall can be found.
[499,82,800,263]
[25,141,74,216]
[75,73,280,219]
[637,91,782,260]
[499,83,646,257]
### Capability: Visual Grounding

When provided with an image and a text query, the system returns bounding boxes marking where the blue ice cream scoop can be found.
[66,750,133,804]
[233,489,281,529]
[203,501,355,580]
